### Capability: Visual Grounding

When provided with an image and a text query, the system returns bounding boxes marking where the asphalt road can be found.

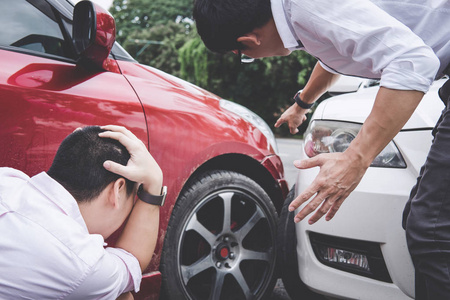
[270,279,292,299]
[268,138,304,300]
[276,138,304,188]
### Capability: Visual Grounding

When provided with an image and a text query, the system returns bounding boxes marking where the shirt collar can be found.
[271,0,301,50]
[29,172,89,232]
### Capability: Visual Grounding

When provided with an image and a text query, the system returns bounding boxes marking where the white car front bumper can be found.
[293,130,434,300]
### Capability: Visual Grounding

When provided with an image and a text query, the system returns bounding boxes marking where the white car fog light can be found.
[318,246,370,272]
[309,232,392,282]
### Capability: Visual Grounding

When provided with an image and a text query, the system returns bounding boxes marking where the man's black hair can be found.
[193,0,273,54]
[48,126,135,203]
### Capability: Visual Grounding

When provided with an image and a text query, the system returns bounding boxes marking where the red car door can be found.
[0,0,147,176]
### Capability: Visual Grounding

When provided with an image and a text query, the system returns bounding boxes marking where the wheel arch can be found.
[181,153,285,214]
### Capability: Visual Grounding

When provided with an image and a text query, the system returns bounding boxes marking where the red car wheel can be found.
[160,170,278,300]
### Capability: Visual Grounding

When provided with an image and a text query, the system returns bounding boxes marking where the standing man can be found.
[0,125,166,299]
[193,0,450,298]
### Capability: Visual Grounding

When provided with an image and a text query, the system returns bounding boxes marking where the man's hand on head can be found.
[100,125,162,272]
[98,125,163,195]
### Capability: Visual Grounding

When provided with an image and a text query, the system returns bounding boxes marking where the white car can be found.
[278,77,447,300]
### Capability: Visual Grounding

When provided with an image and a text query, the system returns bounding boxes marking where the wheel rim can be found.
[178,189,276,300]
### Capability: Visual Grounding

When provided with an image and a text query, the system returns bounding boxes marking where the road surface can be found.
[276,138,303,188]
[269,138,304,300]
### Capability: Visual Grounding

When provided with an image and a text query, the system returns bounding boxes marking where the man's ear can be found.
[111,178,127,209]
[237,32,262,48]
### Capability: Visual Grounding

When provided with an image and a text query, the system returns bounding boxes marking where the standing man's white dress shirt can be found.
[271,0,450,92]
[0,167,142,299]
[269,1,450,298]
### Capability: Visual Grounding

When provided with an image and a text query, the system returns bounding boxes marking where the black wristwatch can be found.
[293,90,314,109]
[137,184,167,206]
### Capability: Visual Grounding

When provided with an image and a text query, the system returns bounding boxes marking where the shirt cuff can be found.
[380,66,435,93]
[380,50,440,93]
[106,247,142,293]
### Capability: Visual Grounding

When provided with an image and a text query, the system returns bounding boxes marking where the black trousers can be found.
[403,77,450,300]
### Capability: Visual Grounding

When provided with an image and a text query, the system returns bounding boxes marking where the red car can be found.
[0,1,288,299]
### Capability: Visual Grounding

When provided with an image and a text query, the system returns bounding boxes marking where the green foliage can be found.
[122,21,196,77]
[110,0,317,136]
[110,0,193,44]
[179,36,316,136]
[179,38,209,87]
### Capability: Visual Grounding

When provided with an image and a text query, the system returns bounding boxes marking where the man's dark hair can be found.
[48,126,135,203]
[193,0,273,53]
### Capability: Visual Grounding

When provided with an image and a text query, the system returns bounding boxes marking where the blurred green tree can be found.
[121,21,196,77]
[110,0,193,44]
[179,36,316,136]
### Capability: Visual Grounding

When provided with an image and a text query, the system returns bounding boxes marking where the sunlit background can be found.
[71,0,112,9]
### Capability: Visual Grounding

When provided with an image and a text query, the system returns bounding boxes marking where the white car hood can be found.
[316,79,446,130]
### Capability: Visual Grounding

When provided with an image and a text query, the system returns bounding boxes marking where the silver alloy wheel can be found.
[178,189,276,300]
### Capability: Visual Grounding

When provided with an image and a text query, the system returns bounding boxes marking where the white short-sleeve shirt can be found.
[0,168,142,299]
[272,0,450,92]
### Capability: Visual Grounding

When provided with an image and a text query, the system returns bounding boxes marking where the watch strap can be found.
[293,90,314,109]
[137,184,167,206]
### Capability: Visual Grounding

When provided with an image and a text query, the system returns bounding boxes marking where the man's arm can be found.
[115,194,160,271]
[275,62,340,134]
[289,87,424,224]
[99,125,162,271]
[117,292,134,300]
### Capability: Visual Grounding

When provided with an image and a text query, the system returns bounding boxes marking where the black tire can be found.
[160,170,278,300]
[277,186,326,300]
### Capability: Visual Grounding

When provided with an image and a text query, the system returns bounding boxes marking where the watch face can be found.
[160,186,167,206]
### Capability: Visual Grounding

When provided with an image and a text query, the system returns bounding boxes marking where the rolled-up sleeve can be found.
[66,247,142,300]
[380,47,440,92]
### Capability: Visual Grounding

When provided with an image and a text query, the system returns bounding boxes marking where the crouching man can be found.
[0,125,165,299]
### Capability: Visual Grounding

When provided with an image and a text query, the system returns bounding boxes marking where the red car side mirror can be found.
[72,0,116,70]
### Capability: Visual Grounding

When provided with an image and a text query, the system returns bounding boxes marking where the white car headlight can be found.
[304,120,406,168]
[219,99,278,153]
